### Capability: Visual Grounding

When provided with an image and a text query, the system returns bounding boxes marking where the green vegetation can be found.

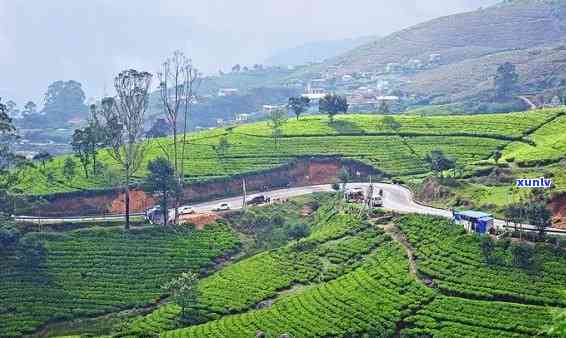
[397,215,566,306]
[14,109,563,196]
[504,113,566,165]
[402,296,555,337]
[0,223,239,337]
[125,204,390,336]
[161,242,433,338]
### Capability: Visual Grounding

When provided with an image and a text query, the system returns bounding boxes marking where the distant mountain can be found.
[265,36,378,66]
[292,0,566,104]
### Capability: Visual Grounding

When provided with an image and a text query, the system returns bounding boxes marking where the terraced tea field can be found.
[15,109,564,195]
[0,224,239,337]
[397,215,566,306]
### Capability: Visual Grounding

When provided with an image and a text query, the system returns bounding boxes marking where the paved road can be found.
[15,183,565,235]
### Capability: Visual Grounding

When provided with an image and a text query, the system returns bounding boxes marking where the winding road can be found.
[15,183,566,235]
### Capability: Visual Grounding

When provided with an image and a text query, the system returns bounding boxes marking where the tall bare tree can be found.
[98,69,153,229]
[157,51,200,224]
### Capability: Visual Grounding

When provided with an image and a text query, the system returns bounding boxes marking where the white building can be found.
[218,88,239,97]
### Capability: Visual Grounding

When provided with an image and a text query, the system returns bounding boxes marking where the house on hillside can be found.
[218,88,239,97]
[453,210,495,234]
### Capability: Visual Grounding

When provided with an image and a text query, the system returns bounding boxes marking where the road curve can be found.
[14,183,565,235]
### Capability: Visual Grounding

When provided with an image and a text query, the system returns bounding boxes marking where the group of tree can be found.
[504,201,552,239]
[68,70,153,229]
[288,96,310,120]
[155,50,200,224]
[319,94,348,122]
[425,149,456,178]
[70,104,107,178]
[494,62,519,101]
[480,236,535,269]
[0,97,22,217]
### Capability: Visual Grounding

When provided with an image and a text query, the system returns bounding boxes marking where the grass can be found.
[14,109,564,196]
[0,223,240,337]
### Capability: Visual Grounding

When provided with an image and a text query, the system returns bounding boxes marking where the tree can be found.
[378,100,390,114]
[62,157,77,181]
[494,62,518,101]
[480,236,495,264]
[22,101,37,117]
[425,150,455,178]
[71,129,91,178]
[212,136,230,173]
[288,96,311,120]
[0,98,19,218]
[157,51,200,225]
[145,157,180,226]
[319,94,348,122]
[381,116,401,132]
[504,203,524,232]
[269,107,287,148]
[231,64,241,73]
[98,70,153,230]
[33,151,52,171]
[493,149,502,164]
[510,242,534,268]
[162,272,199,318]
[42,80,88,124]
[338,167,350,192]
[525,202,552,240]
[288,223,311,242]
[147,118,170,138]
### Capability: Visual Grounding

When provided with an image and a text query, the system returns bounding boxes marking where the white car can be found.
[177,206,195,215]
[214,202,231,211]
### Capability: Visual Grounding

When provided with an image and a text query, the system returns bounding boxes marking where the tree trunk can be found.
[125,170,130,230]
[173,129,179,225]
[163,192,168,227]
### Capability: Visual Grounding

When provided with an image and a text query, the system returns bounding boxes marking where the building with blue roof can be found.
[453,210,494,234]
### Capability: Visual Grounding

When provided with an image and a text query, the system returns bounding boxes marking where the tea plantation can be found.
[114,212,565,337]
[15,109,565,195]
[0,223,239,337]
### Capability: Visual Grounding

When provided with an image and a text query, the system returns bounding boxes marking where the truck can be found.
[246,195,271,206]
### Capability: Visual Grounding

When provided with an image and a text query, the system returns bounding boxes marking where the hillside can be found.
[14,109,565,196]
[291,0,566,103]
[264,35,378,66]
[315,0,566,73]
[115,210,564,337]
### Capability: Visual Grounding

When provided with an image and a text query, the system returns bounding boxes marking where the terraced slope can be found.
[0,224,239,337]
[402,296,555,337]
[397,215,566,306]
[126,208,389,335]
[161,241,432,338]
[504,113,566,165]
[16,109,563,195]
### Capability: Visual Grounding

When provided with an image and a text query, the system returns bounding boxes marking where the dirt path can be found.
[375,222,433,287]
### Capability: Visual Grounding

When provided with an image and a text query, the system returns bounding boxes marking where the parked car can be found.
[214,202,231,211]
[372,196,383,207]
[177,206,195,215]
[246,195,270,205]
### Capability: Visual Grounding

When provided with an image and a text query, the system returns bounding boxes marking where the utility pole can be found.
[242,178,247,210]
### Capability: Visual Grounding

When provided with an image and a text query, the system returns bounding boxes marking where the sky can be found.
[0,0,500,107]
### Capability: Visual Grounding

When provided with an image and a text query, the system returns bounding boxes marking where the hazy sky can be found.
[0,0,499,106]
